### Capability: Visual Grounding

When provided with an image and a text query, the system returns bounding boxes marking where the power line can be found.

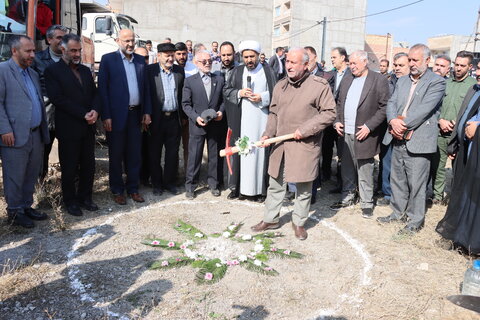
[280,0,424,40]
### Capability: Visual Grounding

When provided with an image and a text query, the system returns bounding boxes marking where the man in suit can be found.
[268,47,285,79]
[0,35,50,228]
[330,50,390,218]
[182,50,225,199]
[146,43,185,195]
[98,29,151,205]
[32,25,67,180]
[44,34,99,216]
[377,44,446,234]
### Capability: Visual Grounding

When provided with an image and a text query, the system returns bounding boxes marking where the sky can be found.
[365,0,479,45]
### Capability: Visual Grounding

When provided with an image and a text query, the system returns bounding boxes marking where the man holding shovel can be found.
[250,48,336,240]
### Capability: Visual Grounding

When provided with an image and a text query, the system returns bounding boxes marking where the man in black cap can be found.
[145,42,185,195]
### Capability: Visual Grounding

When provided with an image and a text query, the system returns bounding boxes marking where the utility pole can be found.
[320,17,327,62]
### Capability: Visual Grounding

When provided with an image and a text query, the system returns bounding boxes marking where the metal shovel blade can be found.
[447,295,480,313]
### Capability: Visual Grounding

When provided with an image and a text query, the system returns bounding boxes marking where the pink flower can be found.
[204,272,213,280]
[151,241,160,245]
[283,250,290,255]
[232,260,239,265]
[161,261,169,266]
[180,245,186,249]
[168,241,175,247]
[271,247,277,251]
[264,267,273,271]
[176,224,182,227]
[176,258,182,262]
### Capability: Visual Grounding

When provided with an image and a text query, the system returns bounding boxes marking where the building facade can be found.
[365,34,409,72]
[428,34,475,60]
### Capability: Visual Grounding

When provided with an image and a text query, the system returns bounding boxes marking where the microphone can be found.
[247,76,252,89]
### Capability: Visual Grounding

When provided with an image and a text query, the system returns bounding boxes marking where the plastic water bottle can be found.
[462,260,480,296]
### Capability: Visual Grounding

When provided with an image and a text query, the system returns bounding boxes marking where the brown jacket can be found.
[263,73,336,182]
[335,69,390,159]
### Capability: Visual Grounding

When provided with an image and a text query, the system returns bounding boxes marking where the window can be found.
[82,17,87,30]
[117,16,131,30]
[273,26,280,36]
[274,6,281,16]
[95,17,107,33]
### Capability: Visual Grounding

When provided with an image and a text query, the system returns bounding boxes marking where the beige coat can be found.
[263,73,336,183]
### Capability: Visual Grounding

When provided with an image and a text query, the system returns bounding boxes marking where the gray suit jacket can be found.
[383,69,445,154]
[0,59,49,147]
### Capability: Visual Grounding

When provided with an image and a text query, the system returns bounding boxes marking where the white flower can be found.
[194,233,204,238]
[220,258,227,264]
[215,263,222,268]
[254,244,264,252]
[228,225,236,231]
[241,234,252,241]
[238,255,247,262]
[222,232,231,238]
[184,249,197,259]
[255,240,262,244]
[184,240,194,246]
[253,259,262,266]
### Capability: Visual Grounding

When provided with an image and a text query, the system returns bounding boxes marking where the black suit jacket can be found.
[182,72,225,136]
[44,59,99,141]
[146,63,185,133]
[268,54,285,79]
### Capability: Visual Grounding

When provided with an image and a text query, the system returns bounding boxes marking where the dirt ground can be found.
[0,144,479,320]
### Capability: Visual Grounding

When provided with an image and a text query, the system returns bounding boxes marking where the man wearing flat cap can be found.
[223,40,277,202]
[145,42,185,196]
[182,50,225,199]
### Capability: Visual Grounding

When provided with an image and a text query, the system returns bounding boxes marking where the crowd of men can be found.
[1,25,480,248]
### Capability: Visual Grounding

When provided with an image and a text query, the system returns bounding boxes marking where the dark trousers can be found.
[185,130,220,192]
[321,125,337,178]
[380,143,393,198]
[0,130,43,210]
[58,133,95,205]
[41,129,55,179]
[148,113,181,189]
[106,109,142,195]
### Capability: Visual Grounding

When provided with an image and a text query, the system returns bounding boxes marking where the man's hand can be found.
[214,111,223,121]
[247,93,262,103]
[334,122,344,137]
[196,117,206,126]
[103,119,112,132]
[293,129,303,140]
[1,132,14,146]
[448,153,456,160]
[465,121,480,140]
[356,125,370,141]
[439,118,454,133]
[389,118,407,137]
[259,135,270,147]
[85,110,98,125]
[239,88,253,98]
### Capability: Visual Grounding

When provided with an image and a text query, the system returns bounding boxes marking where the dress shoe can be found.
[397,224,421,235]
[153,188,163,196]
[7,209,34,228]
[251,221,280,232]
[227,190,238,200]
[113,194,127,205]
[376,213,404,224]
[361,207,373,219]
[185,191,195,200]
[129,193,145,203]
[376,197,390,206]
[330,199,354,211]
[292,222,308,240]
[66,204,83,216]
[79,200,99,211]
[165,186,179,195]
[24,207,48,220]
[210,188,220,197]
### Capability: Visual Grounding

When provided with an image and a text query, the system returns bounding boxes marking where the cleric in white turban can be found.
[222,41,277,201]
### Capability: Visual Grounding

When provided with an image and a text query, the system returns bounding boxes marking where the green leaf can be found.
[195,265,228,284]
[255,253,269,262]
[174,220,206,239]
[241,260,278,276]
[267,249,304,259]
[142,238,182,250]
[150,256,193,269]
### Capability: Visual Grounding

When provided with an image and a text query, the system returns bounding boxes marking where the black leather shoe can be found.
[166,186,179,195]
[24,207,48,220]
[227,190,238,199]
[397,224,421,235]
[376,213,403,224]
[210,189,220,197]
[79,200,99,211]
[7,209,34,228]
[186,191,195,200]
[361,208,373,219]
[66,204,83,216]
[153,188,163,196]
[330,199,354,210]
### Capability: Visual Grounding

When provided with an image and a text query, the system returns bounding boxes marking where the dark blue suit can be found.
[98,51,151,195]
[182,72,224,191]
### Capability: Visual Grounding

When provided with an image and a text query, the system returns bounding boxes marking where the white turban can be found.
[238,40,261,54]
